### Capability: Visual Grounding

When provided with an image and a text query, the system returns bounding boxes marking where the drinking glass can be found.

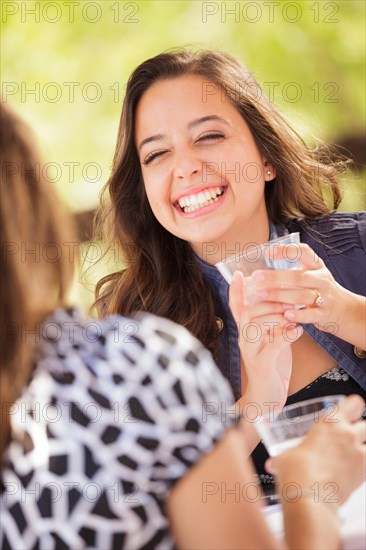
[215,232,301,303]
[254,395,346,457]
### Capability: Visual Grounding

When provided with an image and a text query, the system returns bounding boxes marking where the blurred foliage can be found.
[1,0,365,213]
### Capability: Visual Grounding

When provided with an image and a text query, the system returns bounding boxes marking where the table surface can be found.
[263,482,366,550]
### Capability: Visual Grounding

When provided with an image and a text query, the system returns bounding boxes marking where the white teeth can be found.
[178,196,189,207]
[176,187,225,213]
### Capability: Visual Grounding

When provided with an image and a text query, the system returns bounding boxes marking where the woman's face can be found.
[135,75,274,261]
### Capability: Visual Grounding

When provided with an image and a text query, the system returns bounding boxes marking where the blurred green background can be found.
[1,0,365,306]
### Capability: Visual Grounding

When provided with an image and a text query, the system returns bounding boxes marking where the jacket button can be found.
[216,317,224,332]
[354,346,366,359]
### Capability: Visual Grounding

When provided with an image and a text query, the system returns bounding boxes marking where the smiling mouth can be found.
[174,186,226,213]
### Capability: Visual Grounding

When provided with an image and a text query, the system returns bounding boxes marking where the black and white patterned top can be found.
[1,309,235,549]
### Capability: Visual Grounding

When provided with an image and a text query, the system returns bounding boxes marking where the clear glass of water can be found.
[215,232,301,304]
[254,395,346,457]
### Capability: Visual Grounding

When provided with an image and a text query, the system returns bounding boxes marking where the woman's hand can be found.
[229,271,301,409]
[252,243,366,350]
[267,394,366,506]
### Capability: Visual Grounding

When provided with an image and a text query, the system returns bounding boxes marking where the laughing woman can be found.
[94,50,366,486]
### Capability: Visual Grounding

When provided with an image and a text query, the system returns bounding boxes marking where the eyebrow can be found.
[137,115,230,152]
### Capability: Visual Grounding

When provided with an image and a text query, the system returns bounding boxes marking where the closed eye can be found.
[142,133,224,165]
[196,132,225,143]
[142,150,168,165]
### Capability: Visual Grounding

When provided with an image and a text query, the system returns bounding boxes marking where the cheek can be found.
[233,141,263,167]
[232,150,265,187]
[143,171,171,204]
[143,181,170,221]
[242,162,265,185]
[141,173,156,203]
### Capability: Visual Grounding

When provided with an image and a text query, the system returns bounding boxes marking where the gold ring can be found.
[312,289,325,307]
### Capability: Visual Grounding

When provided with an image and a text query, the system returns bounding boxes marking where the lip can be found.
[174,186,227,218]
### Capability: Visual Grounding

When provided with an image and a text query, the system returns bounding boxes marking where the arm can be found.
[167,428,280,550]
[281,498,339,550]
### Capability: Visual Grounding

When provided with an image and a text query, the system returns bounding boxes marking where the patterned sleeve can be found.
[103,313,237,492]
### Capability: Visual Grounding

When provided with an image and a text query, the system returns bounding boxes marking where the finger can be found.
[281,323,303,342]
[240,319,302,348]
[284,308,335,328]
[264,457,277,475]
[240,314,290,336]
[252,271,331,300]
[229,275,293,322]
[338,394,366,422]
[256,287,322,307]
[245,301,295,318]
[229,271,245,321]
[354,421,366,444]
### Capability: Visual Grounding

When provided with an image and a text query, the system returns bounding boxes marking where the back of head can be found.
[0,103,75,456]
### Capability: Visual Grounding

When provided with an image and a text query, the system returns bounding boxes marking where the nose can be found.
[173,147,201,180]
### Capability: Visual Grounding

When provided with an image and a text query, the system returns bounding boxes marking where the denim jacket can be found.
[196,212,366,400]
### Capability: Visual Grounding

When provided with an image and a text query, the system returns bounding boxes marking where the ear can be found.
[263,159,276,181]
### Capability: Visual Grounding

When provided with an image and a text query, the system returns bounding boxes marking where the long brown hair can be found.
[93,49,347,355]
[0,103,75,456]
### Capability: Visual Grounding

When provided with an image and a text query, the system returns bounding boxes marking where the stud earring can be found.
[266,170,271,175]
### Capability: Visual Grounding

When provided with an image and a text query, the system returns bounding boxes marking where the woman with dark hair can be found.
[93,49,366,486]
[1,102,365,549]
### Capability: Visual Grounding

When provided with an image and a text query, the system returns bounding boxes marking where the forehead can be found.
[135,75,242,136]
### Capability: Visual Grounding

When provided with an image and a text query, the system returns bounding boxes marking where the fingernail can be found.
[284,311,296,320]
[282,304,293,310]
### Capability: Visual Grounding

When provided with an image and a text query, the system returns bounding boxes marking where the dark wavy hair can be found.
[93,49,347,356]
